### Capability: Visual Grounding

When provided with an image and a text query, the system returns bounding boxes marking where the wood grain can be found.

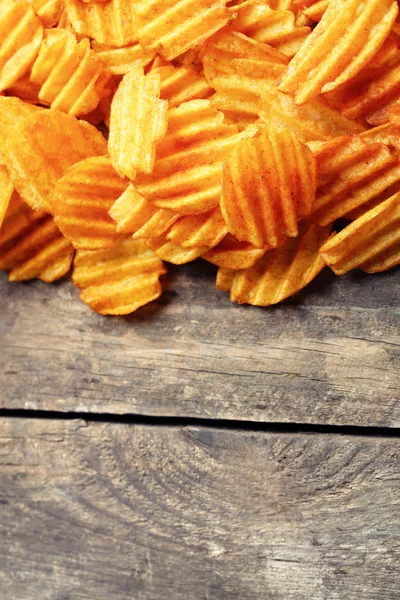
[1,417,399,600]
[0,262,399,426]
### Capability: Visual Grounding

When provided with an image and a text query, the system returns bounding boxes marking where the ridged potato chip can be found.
[146,235,207,265]
[0,96,42,161]
[166,207,228,248]
[156,64,214,108]
[108,67,168,179]
[279,0,398,103]
[91,41,156,76]
[216,222,331,305]
[5,109,107,211]
[221,125,317,248]
[203,233,268,269]
[30,29,109,117]
[136,0,231,61]
[0,163,14,229]
[72,237,166,315]
[6,76,41,104]
[51,156,127,250]
[294,0,328,21]
[29,0,64,27]
[0,0,44,92]
[320,192,400,275]
[0,193,74,282]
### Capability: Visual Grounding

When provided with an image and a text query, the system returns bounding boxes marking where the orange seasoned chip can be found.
[51,156,128,250]
[145,235,207,265]
[72,237,166,315]
[5,109,107,212]
[6,76,41,104]
[109,183,180,238]
[91,41,156,76]
[0,193,74,282]
[0,0,44,92]
[216,222,331,305]
[221,125,317,248]
[0,97,42,161]
[320,193,400,275]
[29,0,64,27]
[166,207,228,248]
[135,0,231,61]
[30,29,109,117]
[294,0,328,22]
[203,233,268,269]
[279,0,398,104]
[0,163,14,229]
[108,67,168,178]
[155,64,214,108]
[64,0,137,47]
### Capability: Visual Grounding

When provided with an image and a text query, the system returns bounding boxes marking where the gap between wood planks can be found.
[1,408,400,439]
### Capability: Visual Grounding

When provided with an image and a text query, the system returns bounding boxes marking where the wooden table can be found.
[1,263,399,599]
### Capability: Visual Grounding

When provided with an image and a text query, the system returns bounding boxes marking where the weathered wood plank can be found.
[0,263,399,426]
[0,418,399,600]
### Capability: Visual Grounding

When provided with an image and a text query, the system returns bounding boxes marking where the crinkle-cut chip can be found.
[320,193,400,275]
[147,53,170,72]
[0,193,74,281]
[109,183,179,237]
[5,109,107,212]
[172,47,203,72]
[0,97,42,161]
[135,0,231,61]
[215,265,235,291]
[108,67,168,179]
[258,89,365,143]
[279,0,399,104]
[145,235,207,265]
[134,100,253,214]
[91,41,156,76]
[311,127,400,225]
[202,232,268,268]
[64,0,137,47]
[216,222,331,305]
[51,156,127,250]
[294,0,328,21]
[0,0,44,92]
[6,75,41,104]
[210,90,260,128]
[230,0,311,59]
[221,125,316,248]
[29,0,64,27]
[155,64,213,108]
[0,163,14,229]
[72,237,166,315]
[166,206,227,248]
[30,29,109,117]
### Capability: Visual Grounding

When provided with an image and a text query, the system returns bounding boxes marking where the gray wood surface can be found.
[1,417,399,600]
[1,263,399,426]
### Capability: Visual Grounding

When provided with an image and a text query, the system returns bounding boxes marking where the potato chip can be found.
[133,100,252,214]
[221,125,317,248]
[0,0,44,92]
[72,237,166,315]
[294,0,328,22]
[64,0,137,47]
[230,0,311,58]
[91,41,156,76]
[135,0,231,61]
[6,75,41,104]
[29,0,64,27]
[258,89,365,143]
[108,67,167,179]
[109,183,180,238]
[166,206,228,248]
[203,232,268,269]
[155,64,213,108]
[30,29,109,117]
[0,96,42,161]
[320,192,400,274]
[0,163,14,229]
[51,156,127,250]
[145,236,207,265]
[5,109,107,211]
[279,0,398,104]
[216,222,331,305]
[172,47,203,72]
[311,127,400,225]
[0,193,74,282]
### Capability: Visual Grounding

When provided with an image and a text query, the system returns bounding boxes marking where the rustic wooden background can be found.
[1,262,399,599]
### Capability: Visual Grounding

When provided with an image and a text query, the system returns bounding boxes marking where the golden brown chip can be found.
[0,193,74,282]
[0,163,14,229]
[0,0,44,92]
[145,236,207,265]
[294,0,328,21]
[5,109,107,212]
[72,237,166,315]
[64,0,137,47]
[135,0,231,61]
[202,233,268,269]
[320,192,400,274]
[6,76,41,104]
[156,64,214,108]
[29,0,64,27]
[91,41,156,76]
[216,222,331,305]
[279,0,398,103]
[51,156,128,250]
[221,125,316,248]
[0,97,42,162]
[166,207,228,248]
[108,67,168,178]
[30,29,109,117]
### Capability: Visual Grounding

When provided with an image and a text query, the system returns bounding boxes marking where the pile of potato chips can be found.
[0,0,399,315]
